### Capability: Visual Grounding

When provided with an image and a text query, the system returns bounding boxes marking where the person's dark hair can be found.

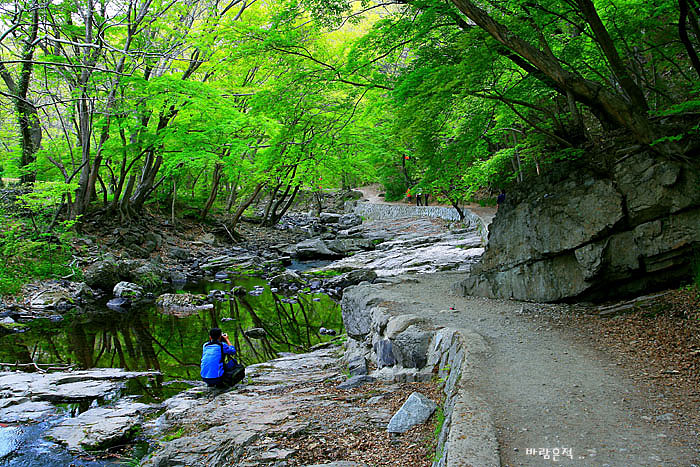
[209,327,222,341]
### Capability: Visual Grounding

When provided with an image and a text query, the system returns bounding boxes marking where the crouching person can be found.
[201,327,244,388]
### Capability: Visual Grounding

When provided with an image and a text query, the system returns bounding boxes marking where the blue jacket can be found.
[200,341,236,379]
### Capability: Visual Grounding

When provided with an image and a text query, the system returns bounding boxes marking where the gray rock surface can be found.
[29,290,75,310]
[199,254,263,273]
[113,281,144,300]
[320,212,342,224]
[141,347,361,467]
[269,271,304,289]
[338,213,363,229]
[294,238,342,259]
[0,400,55,423]
[0,369,158,423]
[325,269,377,289]
[84,257,121,290]
[85,257,167,291]
[325,238,375,256]
[46,400,153,451]
[373,339,396,368]
[459,154,700,302]
[244,327,267,339]
[328,218,483,276]
[337,375,376,390]
[386,392,437,433]
[155,293,211,314]
[346,356,367,376]
[391,324,433,369]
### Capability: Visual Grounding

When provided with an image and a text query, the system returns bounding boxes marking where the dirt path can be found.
[370,273,699,466]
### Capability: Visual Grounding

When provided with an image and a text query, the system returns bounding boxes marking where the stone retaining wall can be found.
[342,284,498,466]
[346,202,488,241]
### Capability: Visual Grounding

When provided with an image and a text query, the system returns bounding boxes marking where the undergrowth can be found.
[0,184,79,296]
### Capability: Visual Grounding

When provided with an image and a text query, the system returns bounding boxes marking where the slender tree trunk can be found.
[201,163,223,220]
[268,185,299,226]
[0,2,42,184]
[229,182,265,231]
[171,177,177,225]
[679,0,700,78]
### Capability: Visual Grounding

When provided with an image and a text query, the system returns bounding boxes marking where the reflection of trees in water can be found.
[220,292,342,364]
[69,324,94,368]
[0,287,341,383]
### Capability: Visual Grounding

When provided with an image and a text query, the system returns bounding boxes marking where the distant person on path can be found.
[497,189,506,209]
[416,189,423,206]
[201,327,243,388]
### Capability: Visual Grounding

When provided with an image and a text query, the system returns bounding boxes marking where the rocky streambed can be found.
[0,202,485,465]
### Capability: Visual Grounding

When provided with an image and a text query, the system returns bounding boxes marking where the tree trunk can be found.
[0,2,42,185]
[679,0,700,78]
[267,185,300,226]
[171,177,177,225]
[229,182,265,231]
[574,0,648,111]
[201,163,223,220]
[129,151,163,211]
[448,0,661,148]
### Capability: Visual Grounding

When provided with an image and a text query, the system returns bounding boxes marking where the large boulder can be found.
[340,286,385,340]
[390,324,433,369]
[84,257,121,290]
[325,238,375,255]
[325,269,377,289]
[85,257,166,291]
[269,271,304,289]
[294,238,342,259]
[319,212,342,224]
[29,289,75,311]
[0,369,158,415]
[459,153,700,302]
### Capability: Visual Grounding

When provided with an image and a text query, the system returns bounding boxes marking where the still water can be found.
[0,273,342,466]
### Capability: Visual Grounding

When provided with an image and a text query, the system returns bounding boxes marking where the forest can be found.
[1,0,699,291]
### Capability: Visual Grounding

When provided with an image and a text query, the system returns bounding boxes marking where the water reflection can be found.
[0,275,342,402]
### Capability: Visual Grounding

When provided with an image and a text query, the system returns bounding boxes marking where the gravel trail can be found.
[372,272,699,466]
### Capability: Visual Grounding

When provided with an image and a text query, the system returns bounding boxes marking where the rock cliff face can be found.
[458,152,700,302]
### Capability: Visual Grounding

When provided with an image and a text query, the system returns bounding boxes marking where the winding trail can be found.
[362,273,699,466]
[342,194,699,466]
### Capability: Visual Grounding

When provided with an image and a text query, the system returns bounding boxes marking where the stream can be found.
[0,267,342,466]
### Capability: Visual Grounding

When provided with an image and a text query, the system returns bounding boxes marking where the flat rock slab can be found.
[142,348,344,466]
[46,401,153,451]
[0,369,158,422]
[142,347,412,467]
[328,223,483,276]
[0,400,55,423]
[0,368,157,398]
